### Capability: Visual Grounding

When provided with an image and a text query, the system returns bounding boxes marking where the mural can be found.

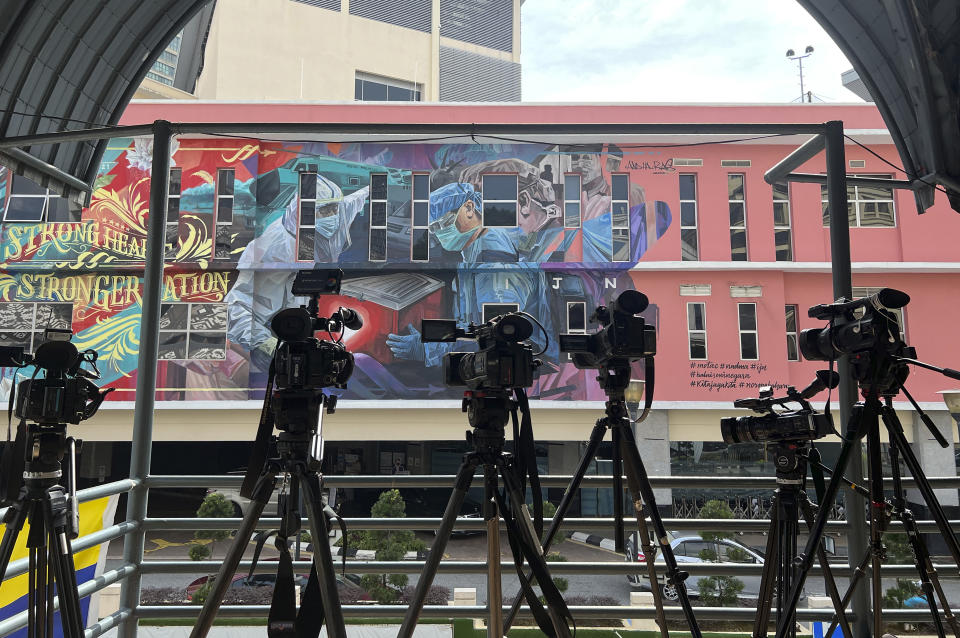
[0,138,675,402]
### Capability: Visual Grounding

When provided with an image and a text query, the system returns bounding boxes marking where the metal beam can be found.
[117,120,171,638]
[764,134,825,184]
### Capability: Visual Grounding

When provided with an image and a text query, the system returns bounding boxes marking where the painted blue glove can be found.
[386,323,425,362]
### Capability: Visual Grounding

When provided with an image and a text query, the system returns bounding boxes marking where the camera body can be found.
[800,288,909,361]
[721,409,834,444]
[422,313,538,391]
[559,290,656,369]
[274,337,354,390]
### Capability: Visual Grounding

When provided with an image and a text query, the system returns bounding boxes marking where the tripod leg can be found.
[483,465,503,638]
[866,412,885,638]
[775,402,872,638]
[611,425,625,553]
[503,420,607,631]
[753,491,780,638]
[0,500,29,588]
[190,470,278,638]
[826,548,871,638]
[798,495,854,638]
[299,471,346,638]
[631,498,669,638]
[618,425,702,638]
[398,456,479,638]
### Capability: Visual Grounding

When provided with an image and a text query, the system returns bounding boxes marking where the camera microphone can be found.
[799,369,841,400]
[337,308,363,330]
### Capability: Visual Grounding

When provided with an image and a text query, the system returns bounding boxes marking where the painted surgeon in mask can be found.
[386,182,556,366]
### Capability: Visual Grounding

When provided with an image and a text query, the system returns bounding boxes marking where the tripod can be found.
[774,353,960,638]
[398,390,574,638]
[190,397,346,638]
[502,360,702,638]
[0,423,85,638]
[752,442,853,638]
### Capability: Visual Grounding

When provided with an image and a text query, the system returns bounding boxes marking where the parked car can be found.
[624,532,768,601]
[207,472,337,519]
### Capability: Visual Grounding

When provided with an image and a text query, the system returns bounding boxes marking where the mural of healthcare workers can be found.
[225,169,368,370]
[385,182,558,369]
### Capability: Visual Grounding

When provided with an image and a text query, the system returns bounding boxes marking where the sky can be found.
[520,0,860,103]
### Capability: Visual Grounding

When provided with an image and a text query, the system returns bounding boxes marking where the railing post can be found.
[826,119,870,638]
[117,119,171,638]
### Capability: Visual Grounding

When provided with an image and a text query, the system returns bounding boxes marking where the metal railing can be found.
[3,473,959,636]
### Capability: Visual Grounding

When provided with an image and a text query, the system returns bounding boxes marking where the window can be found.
[565,301,587,361]
[354,72,422,102]
[772,183,792,261]
[158,303,228,360]
[369,173,388,261]
[0,302,72,353]
[563,173,581,228]
[852,287,906,339]
[611,173,630,262]
[679,284,711,296]
[213,169,234,260]
[687,302,707,360]
[785,305,799,361]
[3,175,79,223]
[821,175,896,227]
[297,172,318,262]
[728,174,747,261]
[729,285,762,298]
[481,174,517,227]
[411,173,430,262]
[165,168,181,258]
[482,303,519,324]
[679,173,698,261]
[738,303,758,360]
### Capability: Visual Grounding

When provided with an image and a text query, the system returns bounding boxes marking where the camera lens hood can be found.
[270,307,315,341]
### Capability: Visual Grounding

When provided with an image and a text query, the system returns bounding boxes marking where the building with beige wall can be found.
[135,0,523,102]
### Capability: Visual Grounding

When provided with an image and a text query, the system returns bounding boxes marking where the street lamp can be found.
[786,45,815,103]
[937,389,960,434]
[624,379,645,424]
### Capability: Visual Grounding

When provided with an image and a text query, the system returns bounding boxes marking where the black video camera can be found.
[269,269,361,392]
[800,288,910,362]
[720,371,838,444]
[11,329,111,425]
[420,313,539,391]
[558,290,656,369]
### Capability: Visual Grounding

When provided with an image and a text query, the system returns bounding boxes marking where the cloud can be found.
[521,0,858,103]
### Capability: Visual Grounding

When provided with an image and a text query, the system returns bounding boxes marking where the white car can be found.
[625,533,767,601]
[208,476,336,519]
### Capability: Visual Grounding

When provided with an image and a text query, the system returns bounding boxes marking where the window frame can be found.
[738,302,758,361]
[411,172,430,262]
[852,286,906,340]
[481,173,519,228]
[772,182,793,261]
[2,174,78,223]
[821,174,897,228]
[0,301,73,354]
[785,304,799,361]
[563,173,582,229]
[565,300,588,361]
[687,301,707,360]
[728,173,747,261]
[369,172,388,262]
[611,173,631,262]
[165,167,182,259]
[679,173,699,261]
[354,71,423,102]
[296,171,318,263]
[157,301,229,361]
[213,168,234,261]
[481,302,520,324]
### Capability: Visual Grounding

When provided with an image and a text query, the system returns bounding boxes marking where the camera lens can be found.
[270,308,314,341]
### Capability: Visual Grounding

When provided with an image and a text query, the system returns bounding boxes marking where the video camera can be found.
[558,290,656,369]
[268,269,361,429]
[420,313,540,391]
[800,288,910,362]
[720,371,838,444]
[2,329,111,425]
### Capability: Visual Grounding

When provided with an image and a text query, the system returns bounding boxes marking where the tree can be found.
[697,499,744,606]
[541,500,562,545]
[882,532,922,608]
[191,492,234,560]
[351,489,426,603]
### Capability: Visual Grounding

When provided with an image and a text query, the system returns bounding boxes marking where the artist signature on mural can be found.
[624,158,675,174]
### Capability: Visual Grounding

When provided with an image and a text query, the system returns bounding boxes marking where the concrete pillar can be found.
[98,584,121,619]
[805,595,834,636]
[908,411,958,509]
[451,587,477,606]
[635,409,671,508]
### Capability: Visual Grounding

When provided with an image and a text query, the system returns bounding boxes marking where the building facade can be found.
[136,0,523,102]
[1,102,957,517]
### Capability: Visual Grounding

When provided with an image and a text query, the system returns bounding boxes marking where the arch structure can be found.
[0,0,212,204]
[800,0,960,214]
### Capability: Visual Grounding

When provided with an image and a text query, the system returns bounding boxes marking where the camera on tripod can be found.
[558,290,656,368]
[800,288,910,361]
[267,269,362,429]
[421,313,539,390]
[9,329,111,425]
[720,370,838,444]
